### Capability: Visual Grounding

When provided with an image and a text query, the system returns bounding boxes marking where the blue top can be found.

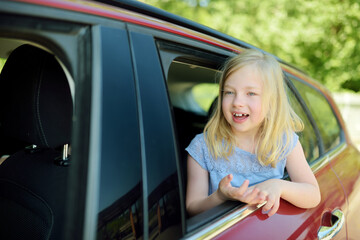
[185,132,298,195]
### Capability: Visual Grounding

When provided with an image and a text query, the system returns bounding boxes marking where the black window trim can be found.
[284,73,325,156]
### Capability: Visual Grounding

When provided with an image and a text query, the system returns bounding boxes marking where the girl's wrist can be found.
[272,178,285,197]
[215,188,227,202]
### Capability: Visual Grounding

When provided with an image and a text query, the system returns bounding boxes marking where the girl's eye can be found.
[248,92,256,96]
[224,91,234,95]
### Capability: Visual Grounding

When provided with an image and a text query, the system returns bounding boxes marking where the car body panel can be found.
[330,145,360,238]
[210,151,348,240]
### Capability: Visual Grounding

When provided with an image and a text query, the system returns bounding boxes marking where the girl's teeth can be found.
[233,113,249,117]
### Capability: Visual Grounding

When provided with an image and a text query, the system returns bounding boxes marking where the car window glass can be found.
[291,78,341,153]
[96,27,143,239]
[287,86,319,163]
[129,31,182,239]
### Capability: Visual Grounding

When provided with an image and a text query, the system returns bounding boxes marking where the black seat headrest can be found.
[0,44,72,148]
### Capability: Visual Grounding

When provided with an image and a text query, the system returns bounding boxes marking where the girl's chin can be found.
[231,125,260,136]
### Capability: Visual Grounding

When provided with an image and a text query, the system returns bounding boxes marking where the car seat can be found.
[0,44,73,240]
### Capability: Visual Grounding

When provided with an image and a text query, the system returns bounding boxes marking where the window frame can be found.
[287,74,344,157]
[156,40,249,234]
[285,74,323,162]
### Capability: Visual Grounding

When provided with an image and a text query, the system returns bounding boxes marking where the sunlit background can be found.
[139,0,360,149]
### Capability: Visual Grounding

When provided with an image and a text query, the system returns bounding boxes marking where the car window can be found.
[167,58,220,161]
[128,31,183,239]
[286,83,320,163]
[165,55,240,230]
[96,27,143,239]
[290,77,341,153]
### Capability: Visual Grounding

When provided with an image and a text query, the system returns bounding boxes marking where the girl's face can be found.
[222,64,266,138]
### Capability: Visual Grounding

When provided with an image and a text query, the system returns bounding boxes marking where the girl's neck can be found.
[234,133,257,154]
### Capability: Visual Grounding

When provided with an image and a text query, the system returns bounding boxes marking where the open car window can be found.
[156,41,243,230]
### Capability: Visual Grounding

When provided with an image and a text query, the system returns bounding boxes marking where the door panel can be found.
[213,161,346,239]
[330,145,360,238]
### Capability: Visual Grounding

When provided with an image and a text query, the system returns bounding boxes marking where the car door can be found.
[330,143,360,238]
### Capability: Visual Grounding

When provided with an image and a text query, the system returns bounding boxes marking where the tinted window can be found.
[97,27,143,239]
[291,78,341,153]
[287,86,319,162]
[130,31,182,239]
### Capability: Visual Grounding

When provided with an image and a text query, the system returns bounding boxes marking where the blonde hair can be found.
[204,49,303,167]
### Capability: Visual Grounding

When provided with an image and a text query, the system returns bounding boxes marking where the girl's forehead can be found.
[224,65,264,88]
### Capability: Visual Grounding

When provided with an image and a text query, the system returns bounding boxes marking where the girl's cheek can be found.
[222,98,229,108]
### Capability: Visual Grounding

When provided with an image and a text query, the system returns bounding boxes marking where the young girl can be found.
[186,49,321,217]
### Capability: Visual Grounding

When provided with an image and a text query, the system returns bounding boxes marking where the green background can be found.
[140,0,360,93]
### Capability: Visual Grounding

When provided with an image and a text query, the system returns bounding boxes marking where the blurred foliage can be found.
[0,58,6,72]
[192,83,218,111]
[139,0,360,92]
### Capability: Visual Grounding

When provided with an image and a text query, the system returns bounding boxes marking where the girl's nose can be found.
[233,93,245,107]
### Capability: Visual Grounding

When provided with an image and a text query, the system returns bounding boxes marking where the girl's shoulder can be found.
[286,131,299,147]
[280,131,299,157]
[188,133,206,147]
[185,133,211,171]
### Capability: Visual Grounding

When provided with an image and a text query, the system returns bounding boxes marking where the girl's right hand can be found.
[217,174,263,204]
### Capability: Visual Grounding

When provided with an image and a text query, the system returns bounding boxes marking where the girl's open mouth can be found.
[232,112,249,122]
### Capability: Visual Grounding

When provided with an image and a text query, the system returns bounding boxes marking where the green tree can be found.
[140,0,360,92]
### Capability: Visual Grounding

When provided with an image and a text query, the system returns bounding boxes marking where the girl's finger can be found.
[219,174,233,188]
[237,179,250,195]
[241,187,259,202]
[262,195,275,212]
[267,197,280,217]
[258,191,267,202]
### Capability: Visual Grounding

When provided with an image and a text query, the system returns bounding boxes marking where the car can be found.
[0,0,359,239]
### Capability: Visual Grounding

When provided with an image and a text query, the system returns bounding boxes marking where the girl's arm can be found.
[186,155,222,216]
[253,140,321,216]
[186,155,261,216]
[281,140,321,207]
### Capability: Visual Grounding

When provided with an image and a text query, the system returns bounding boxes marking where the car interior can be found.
[168,61,219,156]
[0,40,73,240]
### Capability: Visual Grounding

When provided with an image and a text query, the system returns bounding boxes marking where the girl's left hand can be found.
[249,179,283,217]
